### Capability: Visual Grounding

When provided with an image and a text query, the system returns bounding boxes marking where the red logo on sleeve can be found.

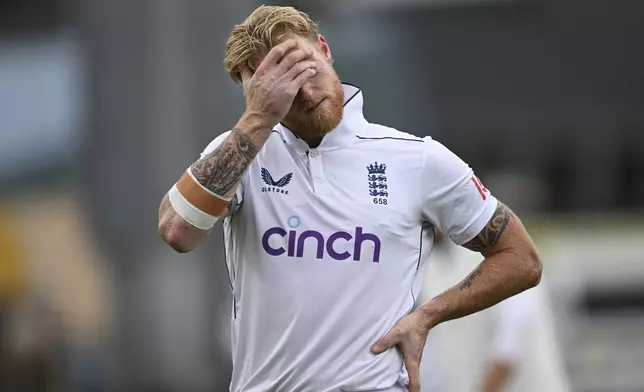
[472,176,489,200]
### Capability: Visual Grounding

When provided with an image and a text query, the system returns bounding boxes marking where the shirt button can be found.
[309,151,317,158]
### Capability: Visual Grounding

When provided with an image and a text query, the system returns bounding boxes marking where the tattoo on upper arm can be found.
[191,129,257,197]
[462,203,514,252]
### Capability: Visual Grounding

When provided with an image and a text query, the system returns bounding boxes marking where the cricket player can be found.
[158,6,542,392]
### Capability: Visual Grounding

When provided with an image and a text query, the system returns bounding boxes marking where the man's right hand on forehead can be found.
[241,39,315,81]
[238,38,317,130]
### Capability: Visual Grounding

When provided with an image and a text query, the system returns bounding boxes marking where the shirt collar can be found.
[276,83,367,154]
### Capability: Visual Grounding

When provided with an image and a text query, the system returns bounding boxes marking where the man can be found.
[419,234,571,392]
[158,5,542,392]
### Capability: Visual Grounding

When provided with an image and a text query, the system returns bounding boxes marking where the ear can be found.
[316,35,333,63]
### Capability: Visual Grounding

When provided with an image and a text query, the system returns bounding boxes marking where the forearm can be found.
[420,204,542,326]
[159,114,270,252]
[190,114,272,200]
[421,248,539,324]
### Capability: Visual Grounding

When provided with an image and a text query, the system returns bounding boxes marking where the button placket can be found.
[308,150,327,193]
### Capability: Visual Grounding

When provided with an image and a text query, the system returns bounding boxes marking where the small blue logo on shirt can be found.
[287,215,301,229]
[261,167,292,194]
[367,162,388,204]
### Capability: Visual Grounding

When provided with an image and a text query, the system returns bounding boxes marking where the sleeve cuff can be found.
[450,196,498,245]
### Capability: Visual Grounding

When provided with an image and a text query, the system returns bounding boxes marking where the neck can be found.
[299,133,324,148]
[283,123,325,148]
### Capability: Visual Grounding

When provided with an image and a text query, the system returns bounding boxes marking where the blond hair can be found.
[225,5,320,83]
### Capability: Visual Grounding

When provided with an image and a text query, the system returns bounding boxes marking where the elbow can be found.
[158,221,195,254]
[525,247,543,289]
[165,236,194,254]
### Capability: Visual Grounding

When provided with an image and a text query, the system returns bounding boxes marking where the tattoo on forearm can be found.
[462,203,514,252]
[191,129,257,197]
[459,265,483,290]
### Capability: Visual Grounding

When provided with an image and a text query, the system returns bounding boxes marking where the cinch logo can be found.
[261,216,382,262]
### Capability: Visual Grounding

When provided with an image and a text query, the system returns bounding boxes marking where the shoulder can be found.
[419,136,470,172]
[260,129,288,151]
[352,124,428,164]
[355,123,425,146]
[354,124,458,163]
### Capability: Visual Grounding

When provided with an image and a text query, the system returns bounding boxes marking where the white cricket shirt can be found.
[199,84,497,392]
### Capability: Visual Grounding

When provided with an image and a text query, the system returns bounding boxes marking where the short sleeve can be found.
[420,137,497,245]
[198,131,245,211]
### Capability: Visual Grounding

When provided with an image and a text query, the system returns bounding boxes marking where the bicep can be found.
[461,201,536,259]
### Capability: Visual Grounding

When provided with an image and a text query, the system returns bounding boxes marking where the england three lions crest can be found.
[367,162,388,205]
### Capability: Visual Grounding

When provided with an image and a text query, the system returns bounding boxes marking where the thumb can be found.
[371,329,400,355]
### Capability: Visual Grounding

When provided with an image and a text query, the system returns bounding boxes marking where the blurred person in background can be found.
[419,232,571,392]
[0,206,28,391]
[0,194,112,392]
[158,5,542,392]
[0,204,59,392]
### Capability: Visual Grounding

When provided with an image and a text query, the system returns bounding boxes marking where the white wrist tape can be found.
[168,184,219,230]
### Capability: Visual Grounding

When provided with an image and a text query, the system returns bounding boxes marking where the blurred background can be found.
[1,0,643,391]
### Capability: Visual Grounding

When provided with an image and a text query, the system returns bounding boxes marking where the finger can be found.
[403,355,421,392]
[371,329,400,355]
[277,48,315,74]
[291,67,317,90]
[285,60,317,83]
[258,39,298,70]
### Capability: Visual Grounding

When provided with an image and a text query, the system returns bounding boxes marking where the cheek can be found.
[310,57,333,79]
[312,70,337,93]
[317,63,335,79]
